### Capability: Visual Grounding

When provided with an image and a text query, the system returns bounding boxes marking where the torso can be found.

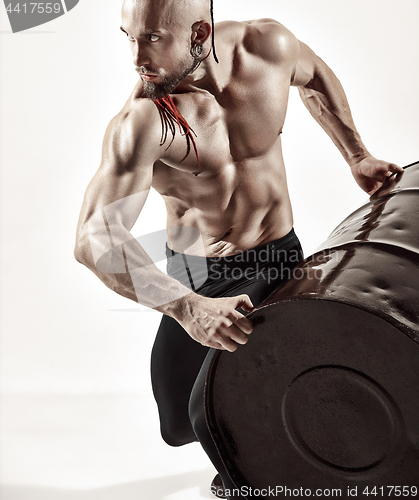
[140,20,296,256]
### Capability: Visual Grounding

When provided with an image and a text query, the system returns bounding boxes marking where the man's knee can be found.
[159,420,197,447]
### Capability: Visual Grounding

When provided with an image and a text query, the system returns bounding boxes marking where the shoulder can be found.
[107,82,162,152]
[218,19,300,65]
[102,86,163,170]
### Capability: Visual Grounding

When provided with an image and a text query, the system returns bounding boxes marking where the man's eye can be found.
[127,34,135,42]
[148,34,160,42]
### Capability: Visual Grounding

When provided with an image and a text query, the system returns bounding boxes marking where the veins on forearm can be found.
[298,70,370,165]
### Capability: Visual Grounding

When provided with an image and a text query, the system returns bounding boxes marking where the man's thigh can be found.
[150,313,209,445]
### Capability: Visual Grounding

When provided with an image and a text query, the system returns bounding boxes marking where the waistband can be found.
[166,228,303,290]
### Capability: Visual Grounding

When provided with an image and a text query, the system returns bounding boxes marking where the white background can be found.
[1,0,418,498]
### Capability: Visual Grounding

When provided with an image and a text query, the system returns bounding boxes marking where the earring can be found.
[191,43,204,57]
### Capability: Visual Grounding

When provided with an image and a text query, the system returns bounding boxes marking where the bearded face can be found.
[121,0,208,100]
[136,49,200,100]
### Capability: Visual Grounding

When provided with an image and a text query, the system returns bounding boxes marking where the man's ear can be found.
[191,21,211,45]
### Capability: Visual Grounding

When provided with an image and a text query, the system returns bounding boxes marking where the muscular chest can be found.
[161,72,288,164]
[151,64,290,209]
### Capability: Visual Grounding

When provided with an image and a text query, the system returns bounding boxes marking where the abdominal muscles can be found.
[156,152,293,257]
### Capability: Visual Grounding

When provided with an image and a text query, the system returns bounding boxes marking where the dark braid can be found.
[210,0,219,63]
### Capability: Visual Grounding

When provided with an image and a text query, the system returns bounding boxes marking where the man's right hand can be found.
[170,294,255,352]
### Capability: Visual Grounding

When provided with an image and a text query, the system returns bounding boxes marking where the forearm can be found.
[75,230,254,351]
[298,64,370,167]
[75,224,197,315]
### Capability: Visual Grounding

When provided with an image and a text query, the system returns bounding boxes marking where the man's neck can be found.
[176,45,224,95]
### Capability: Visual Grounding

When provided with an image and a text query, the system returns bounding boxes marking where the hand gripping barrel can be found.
[199,162,419,497]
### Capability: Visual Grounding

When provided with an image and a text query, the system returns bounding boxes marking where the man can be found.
[74,0,402,496]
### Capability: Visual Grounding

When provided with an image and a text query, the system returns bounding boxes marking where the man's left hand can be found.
[350,156,404,196]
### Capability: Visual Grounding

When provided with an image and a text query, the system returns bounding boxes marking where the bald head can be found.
[122,0,211,33]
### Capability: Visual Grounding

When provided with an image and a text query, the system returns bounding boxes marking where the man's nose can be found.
[132,41,150,67]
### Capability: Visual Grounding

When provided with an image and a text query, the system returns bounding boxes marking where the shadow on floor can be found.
[0,467,216,500]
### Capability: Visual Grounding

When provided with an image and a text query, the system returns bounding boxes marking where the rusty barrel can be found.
[203,162,419,496]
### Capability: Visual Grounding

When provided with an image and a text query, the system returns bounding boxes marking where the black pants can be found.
[150,229,303,493]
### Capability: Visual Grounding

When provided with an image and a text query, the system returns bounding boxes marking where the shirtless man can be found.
[74,0,402,496]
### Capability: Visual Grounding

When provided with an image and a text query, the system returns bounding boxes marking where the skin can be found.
[75,0,403,352]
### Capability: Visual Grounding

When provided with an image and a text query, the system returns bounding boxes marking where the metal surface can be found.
[261,162,419,342]
[203,163,419,497]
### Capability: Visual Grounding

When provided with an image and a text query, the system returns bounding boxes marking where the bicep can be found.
[81,163,151,234]
[291,41,321,87]
[77,113,162,247]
